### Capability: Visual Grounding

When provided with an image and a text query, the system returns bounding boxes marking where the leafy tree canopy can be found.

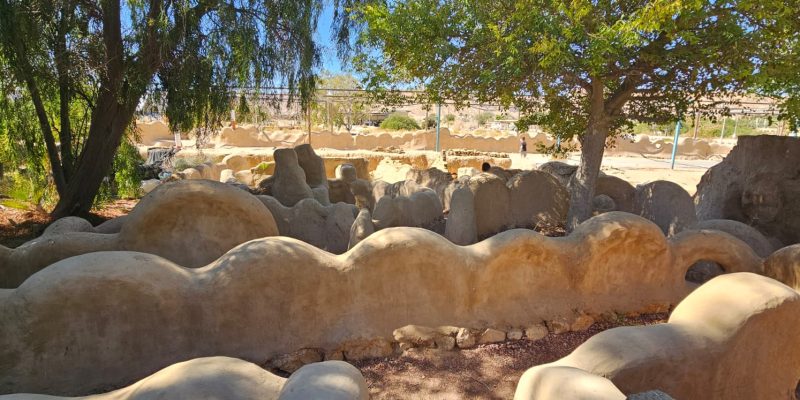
[0,0,357,217]
[353,0,776,226]
[746,1,800,131]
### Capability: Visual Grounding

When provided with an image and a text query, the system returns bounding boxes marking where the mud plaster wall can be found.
[0,213,760,395]
[138,120,733,159]
[0,180,278,288]
[514,272,800,400]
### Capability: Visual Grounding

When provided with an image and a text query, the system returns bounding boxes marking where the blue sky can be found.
[315,3,348,75]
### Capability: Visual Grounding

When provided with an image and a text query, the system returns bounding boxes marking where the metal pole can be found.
[435,102,441,152]
[670,119,682,170]
[327,100,331,133]
[720,117,727,139]
[307,107,312,145]
[693,111,700,139]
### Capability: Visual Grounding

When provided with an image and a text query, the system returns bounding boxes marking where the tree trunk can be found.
[0,0,68,193]
[566,80,609,230]
[55,6,74,179]
[50,0,131,219]
[566,121,608,230]
[50,100,134,218]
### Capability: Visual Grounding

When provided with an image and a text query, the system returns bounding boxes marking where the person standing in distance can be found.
[519,136,527,158]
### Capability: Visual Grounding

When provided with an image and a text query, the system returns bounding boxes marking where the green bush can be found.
[423,115,438,129]
[113,139,144,199]
[95,137,145,205]
[0,171,53,209]
[475,112,494,127]
[172,154,214,172]
[380,113,420,130]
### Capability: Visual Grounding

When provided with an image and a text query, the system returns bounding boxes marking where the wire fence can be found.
[136,87,792,141]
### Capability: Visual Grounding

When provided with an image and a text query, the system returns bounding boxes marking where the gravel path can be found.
[354,313,669,400]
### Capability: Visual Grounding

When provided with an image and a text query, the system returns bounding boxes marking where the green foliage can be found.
[0,86,45,178]
[236,94,252,124]
[445,114,455,124]
[94,137,144,206]
[253,162,273,173]
[536,142,579,160]
[475,112,494,127]
[746,2,800,132]
[313,72,369,132]
[113,139,144,199]
[380,113,420,130]
[631,115,779,139]
[423,114,437,129]
[0,0,357,216]
[172,154,215,172]
[354,0,767,144]
[0,171,56,209]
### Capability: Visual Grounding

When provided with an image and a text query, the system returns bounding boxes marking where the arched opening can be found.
[685,260,725,284]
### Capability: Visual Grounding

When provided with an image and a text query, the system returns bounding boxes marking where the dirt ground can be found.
[0,200,135,248]
[508,153,717,195]
[353,313,668,400]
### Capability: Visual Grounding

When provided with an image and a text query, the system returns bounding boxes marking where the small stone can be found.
[478,328,506,344]
[220,169,235,183]
[324,350,343,361]
[643,302,671,314]
[626,311,642,318]
[570,314,595,332]
[393,325,458,348]
[434,336,456,350]
[341,338,393,361]
[627,390,675,399]
[335,163,358,183]
[270,348,323,373]
[507,328,523,340]
[547,318,570,335]
[525,324,548,341]
[456,328,477,349]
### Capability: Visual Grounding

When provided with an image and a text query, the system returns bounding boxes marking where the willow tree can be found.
[354,0,763,228]
[747,1,800,132]
[0,0,355,218]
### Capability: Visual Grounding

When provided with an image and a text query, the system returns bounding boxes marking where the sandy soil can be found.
[0,200,135,248]
[509,153,717,195]
[354,313,668,400]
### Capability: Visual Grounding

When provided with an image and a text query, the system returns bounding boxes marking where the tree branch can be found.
[0,0,67,193]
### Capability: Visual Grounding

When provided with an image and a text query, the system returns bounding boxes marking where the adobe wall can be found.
[138,118,734,160]
[0,180,278,288]
[514,272,800,400]
[136,120,174,146]
[0,213,760,395]
[0,358,367,400]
